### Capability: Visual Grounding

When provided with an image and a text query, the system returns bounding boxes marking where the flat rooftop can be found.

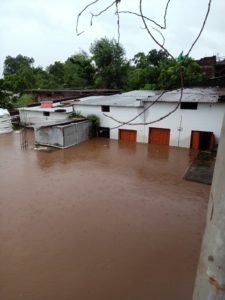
[75,90,161,107]
[143,87,225,103]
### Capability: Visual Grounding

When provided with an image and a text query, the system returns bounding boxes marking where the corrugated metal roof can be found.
[143,87,225,103]
[75,90,160,107]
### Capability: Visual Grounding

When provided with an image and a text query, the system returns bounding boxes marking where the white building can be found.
[19,102,73,127]
[74,88,225,150]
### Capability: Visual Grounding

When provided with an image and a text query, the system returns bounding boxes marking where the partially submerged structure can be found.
[0,108,13,134]
[19,102,74,126]
[34,119,90,148]
[74,88,225,150]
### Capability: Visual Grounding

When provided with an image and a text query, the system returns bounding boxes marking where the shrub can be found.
[87,114,100,127]
[69,110,84,118]
[15,94,36,108]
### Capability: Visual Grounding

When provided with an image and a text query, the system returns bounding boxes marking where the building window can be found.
[43,111,50,116]
[180,102,198,110]
[101,105,110,112]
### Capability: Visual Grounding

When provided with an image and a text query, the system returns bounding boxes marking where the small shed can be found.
[34,119,90,148]
[0,108,13,134]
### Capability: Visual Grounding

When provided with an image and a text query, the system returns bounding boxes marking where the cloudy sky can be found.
[0,0,224,77]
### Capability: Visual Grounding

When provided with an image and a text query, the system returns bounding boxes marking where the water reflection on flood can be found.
[0,130,210,300]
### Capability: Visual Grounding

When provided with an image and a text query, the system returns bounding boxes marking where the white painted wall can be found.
[19,110,70,126]
[74,104,145,142]
[144,102,225,147]
[74,102,225,148]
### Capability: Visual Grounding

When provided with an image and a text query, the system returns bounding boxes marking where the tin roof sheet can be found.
[143,87,225,103]
[75,90,160,107]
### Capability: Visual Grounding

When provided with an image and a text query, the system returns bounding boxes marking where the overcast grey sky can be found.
[0,0,224,77]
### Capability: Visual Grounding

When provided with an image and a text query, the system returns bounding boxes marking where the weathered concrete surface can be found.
[184,151,216,185]
[0,131,210,300]
[35,120,90,148]
[193,116,225,300]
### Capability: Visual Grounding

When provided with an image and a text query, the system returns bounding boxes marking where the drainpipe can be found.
[143,101,146,143]
[192,114,225,300]
[177,115,183,147]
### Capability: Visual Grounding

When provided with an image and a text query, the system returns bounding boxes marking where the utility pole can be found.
[193,115,225,299]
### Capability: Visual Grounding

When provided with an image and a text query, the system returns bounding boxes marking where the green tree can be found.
[127,65,160,90]
[15,93,36,108]
[90,37,128,89]
[33,67,49,89]
[147,49,168,67]
[3,55,35,92]
[47,61,65,88]
[4,55,34,75]
[69,52,95,86]
[132,52,148,68]
[159,57,203,89]
[0,79,14,110]
[64,52,95,88]
[127,49,167,90]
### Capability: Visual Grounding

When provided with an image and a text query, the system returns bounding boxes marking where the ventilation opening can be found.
[101,105,110,112]
[180,102,198,110]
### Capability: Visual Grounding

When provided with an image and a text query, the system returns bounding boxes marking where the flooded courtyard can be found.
[0,130,210,300]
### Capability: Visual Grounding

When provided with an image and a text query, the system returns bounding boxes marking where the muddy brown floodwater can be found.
[0,130,210,300]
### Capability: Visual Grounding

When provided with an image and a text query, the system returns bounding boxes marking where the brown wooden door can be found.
[119,129,137,142]
[191,131,200,150]
[149,128,170,145]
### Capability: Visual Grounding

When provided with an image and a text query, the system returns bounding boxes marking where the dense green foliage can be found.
[87,114,100,137]
[159,57,203,89]
[15,94,37,108]
[3,55,35,92]
[90,38,128,89]
[87,114,100,127]
[0,39,203,110]
[69,110,84,118]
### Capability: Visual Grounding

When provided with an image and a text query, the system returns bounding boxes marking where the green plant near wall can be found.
[87,114,100,138]
[87,114,100,127]
[15,93,37,108]
[69,110,84,118]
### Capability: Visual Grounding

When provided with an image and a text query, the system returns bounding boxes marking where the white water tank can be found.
[0,108,13,134]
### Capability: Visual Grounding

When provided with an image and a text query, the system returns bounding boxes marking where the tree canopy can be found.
[159,57,203,89]
[90,37,128,89]
[3,55,35,93]
[0,39,204,110]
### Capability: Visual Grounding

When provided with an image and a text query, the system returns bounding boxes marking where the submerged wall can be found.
[35,120,90,148]
[74,102,225,148]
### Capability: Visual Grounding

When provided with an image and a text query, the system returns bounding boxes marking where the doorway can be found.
[98,127,110,138]
[191,131,214,150]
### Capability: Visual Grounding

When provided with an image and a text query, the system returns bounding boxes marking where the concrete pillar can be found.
[193,115,225,300]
